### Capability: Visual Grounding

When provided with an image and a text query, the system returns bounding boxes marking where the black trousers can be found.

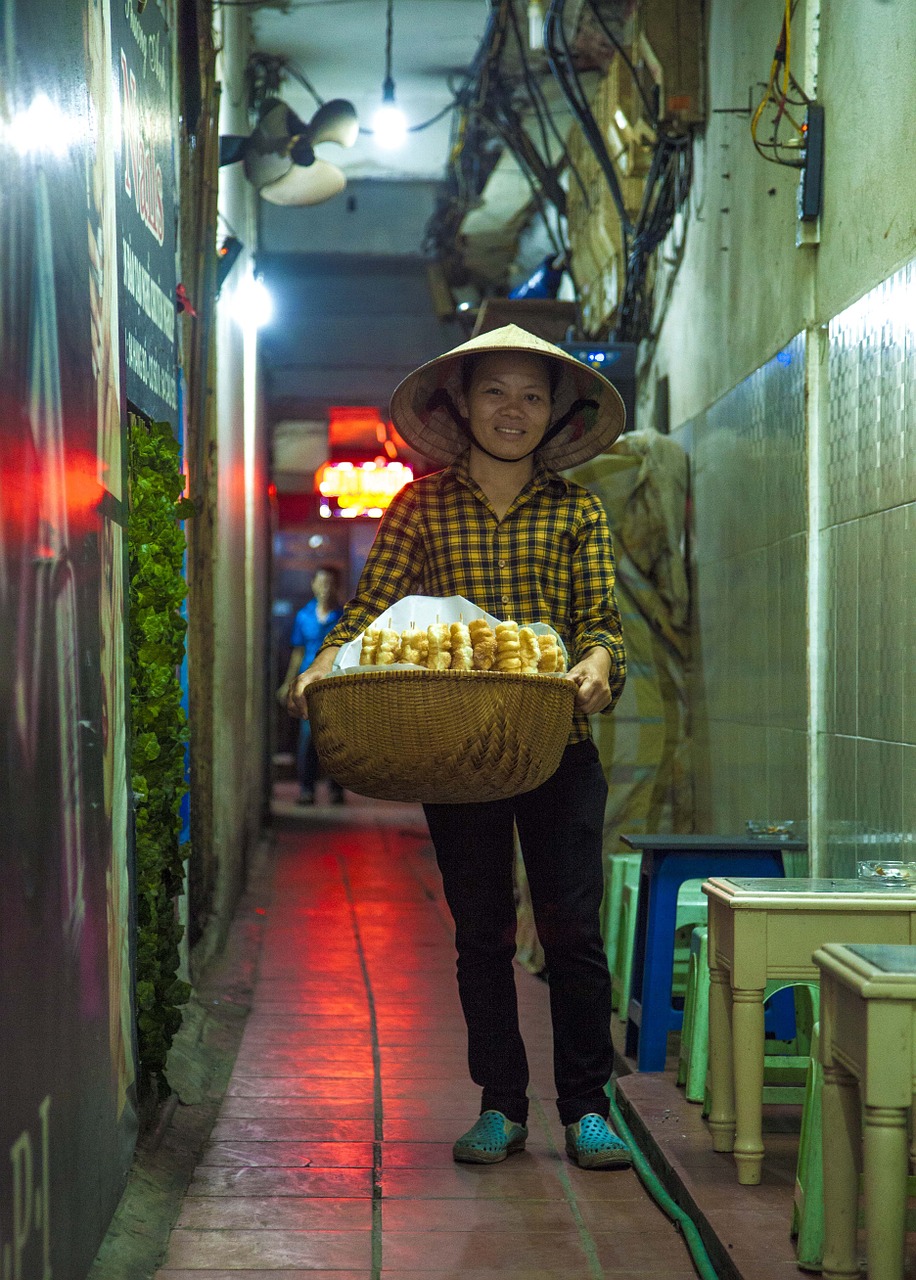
[423,739,613,1128]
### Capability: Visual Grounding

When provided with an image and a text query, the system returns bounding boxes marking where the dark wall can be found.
[0,0,179,1273]
[258,252,458,420]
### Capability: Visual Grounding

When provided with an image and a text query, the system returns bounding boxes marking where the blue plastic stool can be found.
[622,840,788,1071]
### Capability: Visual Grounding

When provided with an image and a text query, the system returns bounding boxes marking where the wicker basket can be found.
[308,668,576,804]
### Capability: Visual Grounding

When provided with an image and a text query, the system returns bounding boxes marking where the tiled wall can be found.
[684,334,809,837]
[821,261,916,874]
[677,259,916,871]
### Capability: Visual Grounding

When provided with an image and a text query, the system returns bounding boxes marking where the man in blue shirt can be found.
[278,565,344,803]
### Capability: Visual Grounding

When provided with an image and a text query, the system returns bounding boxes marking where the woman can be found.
[289,325,631,1168]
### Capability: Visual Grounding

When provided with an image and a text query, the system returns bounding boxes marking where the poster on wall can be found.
[111,0,179,429]
[0,0,143,1275]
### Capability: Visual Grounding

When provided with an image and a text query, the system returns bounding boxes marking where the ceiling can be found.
[249,0,491,183]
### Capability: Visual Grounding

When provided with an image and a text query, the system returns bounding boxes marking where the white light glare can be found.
[372,102,408,150]
[6,93,79,156]
[231,272,274,330]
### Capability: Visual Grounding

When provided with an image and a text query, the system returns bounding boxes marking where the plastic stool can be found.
[602,853,641,1009]
[792,1023,825,1270]
[672,881,708,998]
[623,842,786,1071]
[677,933,819,1108]
[614,879,639,1016]
[677,926,709,1102]
[791,1022,916,1271]
[615,879,707,1020]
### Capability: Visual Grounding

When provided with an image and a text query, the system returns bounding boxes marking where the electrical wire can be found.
[583,0,658,127]
[503,0,590,206]
[284,56,461,136]
[544,0,635,241]
[749,0,810,168]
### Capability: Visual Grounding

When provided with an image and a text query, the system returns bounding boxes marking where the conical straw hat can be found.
[390,324,627,470]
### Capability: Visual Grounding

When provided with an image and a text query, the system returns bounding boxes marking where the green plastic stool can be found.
[677,926,710,1101]
[613,879,639,1015]
[672,881,708,996]
[791,1023,825,1271]
[791,1022,916,1272]
[677,928,820,1108]
[602,853,641,1010]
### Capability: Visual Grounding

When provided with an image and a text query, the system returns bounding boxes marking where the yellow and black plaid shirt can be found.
[323,452,626,742]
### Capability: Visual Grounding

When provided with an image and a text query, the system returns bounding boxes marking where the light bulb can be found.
[231,271,273,331]
[372,101,407,150]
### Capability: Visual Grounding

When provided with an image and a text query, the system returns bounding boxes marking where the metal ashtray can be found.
[857,860,916,887]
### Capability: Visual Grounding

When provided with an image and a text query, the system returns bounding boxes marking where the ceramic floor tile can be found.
[380,1199,579,1232]
[176,1195,372,1230]
[163,1227,372,1269]
[200,1140,373,1167]
[382,1098,481,1121]
[378,1273,595,1280]
[382,1118,479,1144]
[380,1167,641,1202]
[230,1051,375,1075]
[240,1029,374,1047]
[591,1228,698,1269]
[219,1096,377,1119]
[381,1142,461,1168]
[209,1117,374,1142]
[156,1273,369,1279]
[380,1229,689,1272]
[381,1079,479,1099]
[227,1076,374,1098]
[186,1167,373,1198]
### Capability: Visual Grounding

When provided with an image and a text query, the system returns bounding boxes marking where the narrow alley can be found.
[154,796,699,1279]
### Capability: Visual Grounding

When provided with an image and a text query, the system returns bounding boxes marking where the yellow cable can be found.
[783,0,791,99]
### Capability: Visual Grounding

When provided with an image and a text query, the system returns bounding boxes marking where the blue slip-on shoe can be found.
[565,1113,633,1170]
[453,1110,528,1164]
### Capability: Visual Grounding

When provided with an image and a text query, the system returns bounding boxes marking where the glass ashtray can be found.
[746,820,794,838]
[857,860,916,887]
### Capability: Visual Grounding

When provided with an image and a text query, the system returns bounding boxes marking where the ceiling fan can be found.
[219,97,359,207]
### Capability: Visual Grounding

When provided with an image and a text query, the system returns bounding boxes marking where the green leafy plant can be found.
[127,417,195,1096]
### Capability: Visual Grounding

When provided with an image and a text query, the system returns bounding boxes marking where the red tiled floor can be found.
[154,802,702,1280]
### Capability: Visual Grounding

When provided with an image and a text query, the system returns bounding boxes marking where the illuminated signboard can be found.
[314,458,413,518]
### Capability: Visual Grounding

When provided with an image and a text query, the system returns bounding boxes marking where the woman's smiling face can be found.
[460,352,553,461]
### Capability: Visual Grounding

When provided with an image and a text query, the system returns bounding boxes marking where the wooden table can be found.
[619,834,805,1071]
[816,943,916,1280]
[703,877,916,1185]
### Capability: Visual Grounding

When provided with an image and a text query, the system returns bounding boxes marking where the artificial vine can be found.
[127,416,195,1096]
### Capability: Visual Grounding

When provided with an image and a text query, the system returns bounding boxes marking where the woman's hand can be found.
[565,647,614,714]
[287,647,340,719]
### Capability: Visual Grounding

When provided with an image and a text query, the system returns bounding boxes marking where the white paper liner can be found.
[330,594,569,676]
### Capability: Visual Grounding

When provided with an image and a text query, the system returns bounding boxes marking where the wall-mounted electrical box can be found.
[797,102,824,222]
[559,341,638,433]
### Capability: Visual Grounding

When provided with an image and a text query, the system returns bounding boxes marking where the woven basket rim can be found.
[315,668,576,691]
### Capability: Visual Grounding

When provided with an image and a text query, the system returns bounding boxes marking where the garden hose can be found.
[608,1086,720,1280]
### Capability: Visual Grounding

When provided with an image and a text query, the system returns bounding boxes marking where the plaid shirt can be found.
[323,453,626,742]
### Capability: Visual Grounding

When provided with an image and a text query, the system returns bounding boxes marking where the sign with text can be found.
[112,0,178,424]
